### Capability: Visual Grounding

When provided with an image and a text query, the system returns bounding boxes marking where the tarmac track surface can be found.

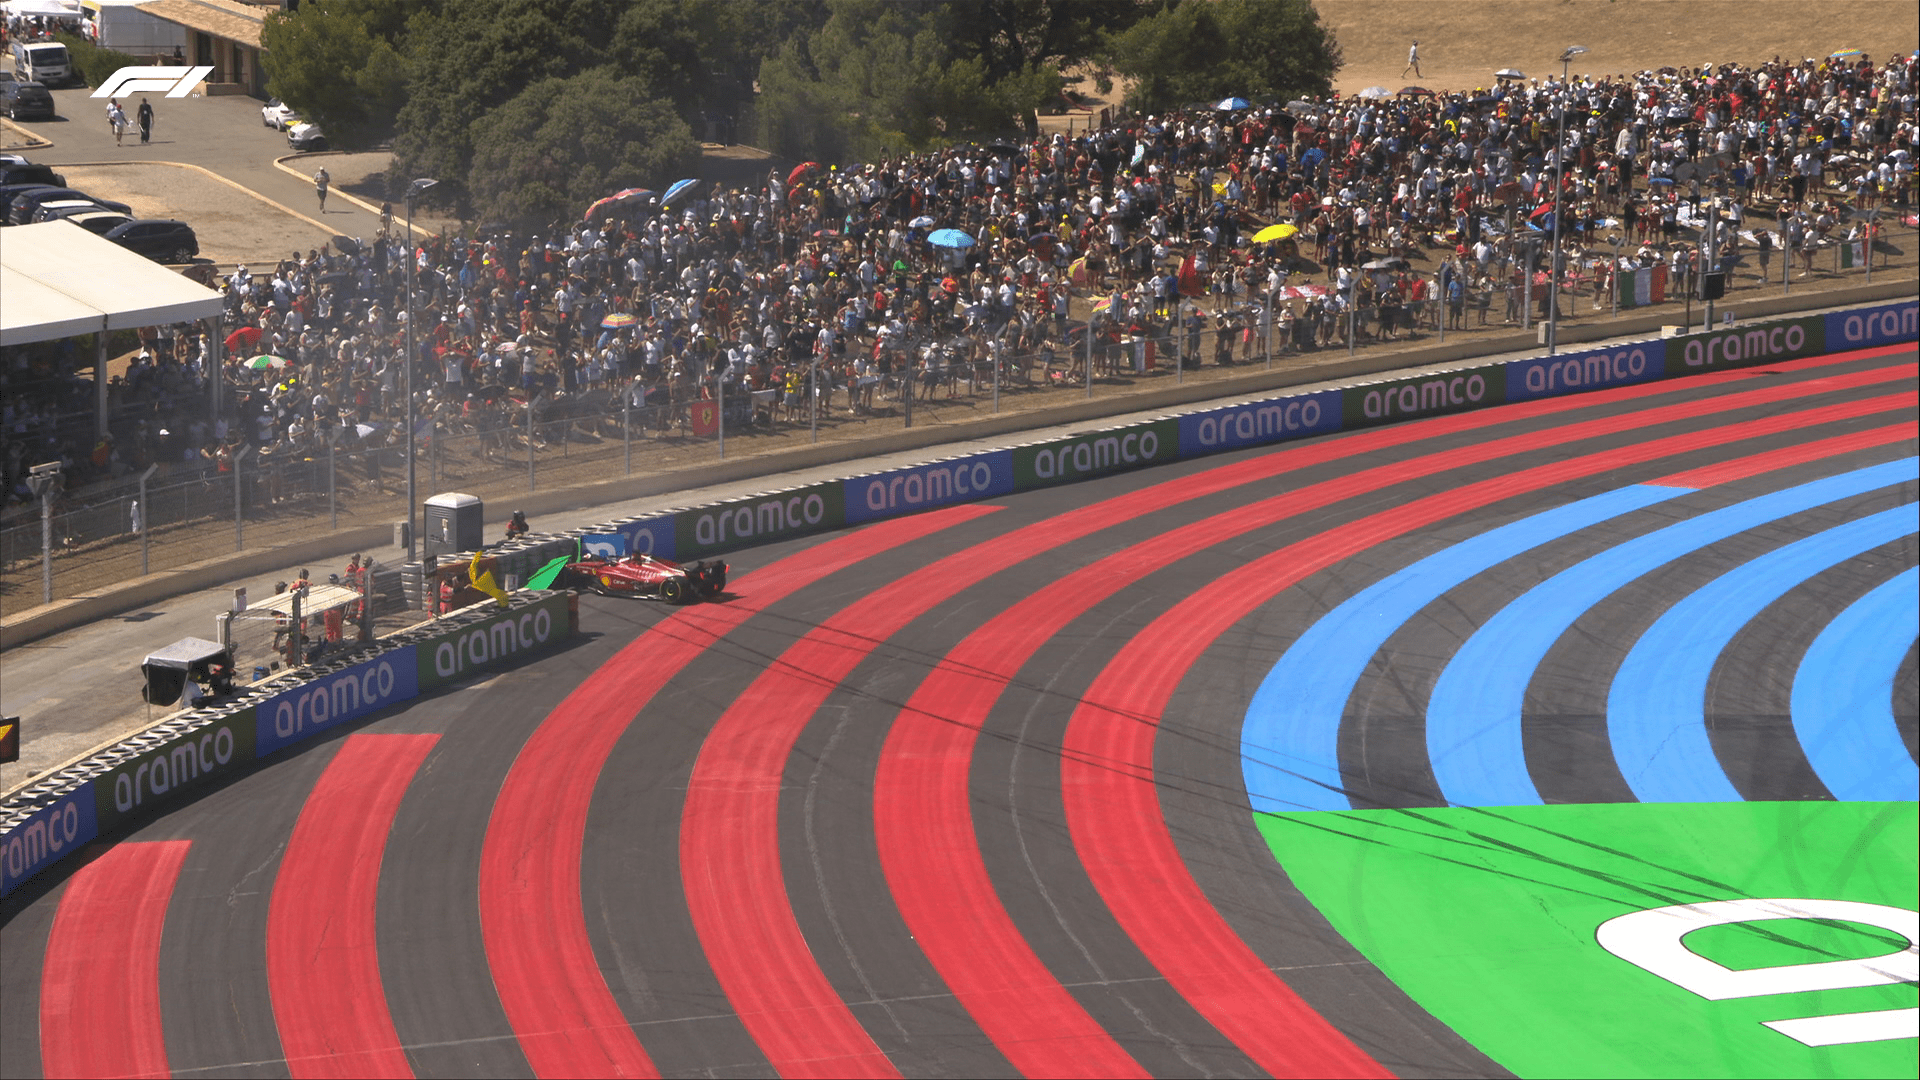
[2,344,1915,1080]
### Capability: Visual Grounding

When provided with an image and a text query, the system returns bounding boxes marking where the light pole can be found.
[1546,44,1588,355]
[402,177,437,563]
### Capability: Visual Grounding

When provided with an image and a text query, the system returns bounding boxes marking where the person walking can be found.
[136,96,154,144]
[108,101,127,146]
[1403,40,1421,79]
[314,166,330,212]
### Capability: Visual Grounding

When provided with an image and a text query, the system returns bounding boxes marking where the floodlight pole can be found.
[403,177,437,563]
[1547,45,1588,356]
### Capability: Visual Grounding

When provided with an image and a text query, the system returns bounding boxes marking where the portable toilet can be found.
[423,492,484,557]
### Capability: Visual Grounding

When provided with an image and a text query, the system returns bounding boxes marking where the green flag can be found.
[527,554,573,591]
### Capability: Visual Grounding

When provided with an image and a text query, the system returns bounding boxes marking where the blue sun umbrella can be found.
[1215,97,1251,111]
[662,178,699,206]
[928,228,974,249]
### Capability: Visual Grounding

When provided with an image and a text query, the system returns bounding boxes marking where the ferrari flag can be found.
[1178,250,1206,297]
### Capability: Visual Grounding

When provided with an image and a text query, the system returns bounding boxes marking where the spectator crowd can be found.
[5,46,1914,518]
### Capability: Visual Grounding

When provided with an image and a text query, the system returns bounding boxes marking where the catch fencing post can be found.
[1174,307,1183,385]
[810,355,818,444]
[527,396,535,492]
[1085,323,1093,399]
[27,463,60,606]
[991,351,999,413]
[138,463,156,576]
[623,385,632,474]
[718,373,726,460]
[1865,209,1877,283]
[327,434,337,531]
[233,446,251,551]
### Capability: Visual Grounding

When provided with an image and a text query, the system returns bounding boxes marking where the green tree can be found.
[753,0,1091,161]
[259,1,412,149]
[467,69,699,228]
[394,0,771,214]
[1104,0,1342,112]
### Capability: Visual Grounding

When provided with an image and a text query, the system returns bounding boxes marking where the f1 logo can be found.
[91,66,215,99]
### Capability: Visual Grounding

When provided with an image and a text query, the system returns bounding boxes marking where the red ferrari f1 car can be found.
[563,552,728,603]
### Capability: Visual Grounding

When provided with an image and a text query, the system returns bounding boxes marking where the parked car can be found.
[261,98,300,130]
[0,80,54,120]
[9,187,88,224]
[32,196,132,223]
[0,182,58,220]
[105,219,199,262]
[0,163,65,189]
[286,122,328,152]
[9,188,129,225]
[56,210,133,236]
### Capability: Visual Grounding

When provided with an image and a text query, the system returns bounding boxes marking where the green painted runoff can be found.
[1257,801,1917,1078]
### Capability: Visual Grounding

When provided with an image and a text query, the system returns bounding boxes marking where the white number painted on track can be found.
[1596,898,1919,1046]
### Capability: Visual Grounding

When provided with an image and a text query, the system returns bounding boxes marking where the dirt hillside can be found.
[1318,0,1919,95]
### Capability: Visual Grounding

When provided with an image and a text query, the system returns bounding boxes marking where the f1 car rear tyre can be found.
[660,577,686,604]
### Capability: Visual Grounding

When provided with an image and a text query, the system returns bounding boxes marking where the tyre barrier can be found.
[0,590,578,897]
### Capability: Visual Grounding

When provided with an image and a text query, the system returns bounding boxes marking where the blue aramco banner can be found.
[843,451,1016,523]
[1505,340,1667,402]
[254,647,420,757]
[1826,299,1918,351]
[1,784,98,897]
[1177,388,1343,455]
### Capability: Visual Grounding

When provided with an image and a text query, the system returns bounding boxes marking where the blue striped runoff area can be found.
[1241,456,1918,814]
[1607,505,1918,803]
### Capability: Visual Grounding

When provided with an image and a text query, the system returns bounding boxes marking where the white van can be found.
[10,42,72,87]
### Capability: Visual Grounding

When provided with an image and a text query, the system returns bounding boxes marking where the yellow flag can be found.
[469,552,510,608]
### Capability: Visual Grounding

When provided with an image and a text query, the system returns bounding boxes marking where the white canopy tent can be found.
[0,0,87,20]
[0,219,225,436]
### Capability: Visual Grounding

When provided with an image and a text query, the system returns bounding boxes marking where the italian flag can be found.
[1617,264,1668,309]
[1838,240,1866,268]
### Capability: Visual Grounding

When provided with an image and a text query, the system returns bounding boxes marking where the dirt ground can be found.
[1320,0,1920,95]
[56,163,335,266]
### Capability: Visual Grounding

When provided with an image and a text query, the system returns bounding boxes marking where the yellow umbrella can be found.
[1252,223,1299,243]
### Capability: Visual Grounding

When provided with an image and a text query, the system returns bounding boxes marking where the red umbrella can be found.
[788,162,820,188]
[583,188,655,222]
[224,326,261,351]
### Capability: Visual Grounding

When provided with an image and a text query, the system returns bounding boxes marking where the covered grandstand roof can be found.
[0,219,224,346]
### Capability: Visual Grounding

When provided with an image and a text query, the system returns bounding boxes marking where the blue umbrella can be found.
[662,178,699,206]
[928,228,975,249]
[1215,97,1251,111]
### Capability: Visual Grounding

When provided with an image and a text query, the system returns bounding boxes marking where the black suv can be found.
[1,80,54,121]
[0,163,65,189]
[105,219,199,262]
